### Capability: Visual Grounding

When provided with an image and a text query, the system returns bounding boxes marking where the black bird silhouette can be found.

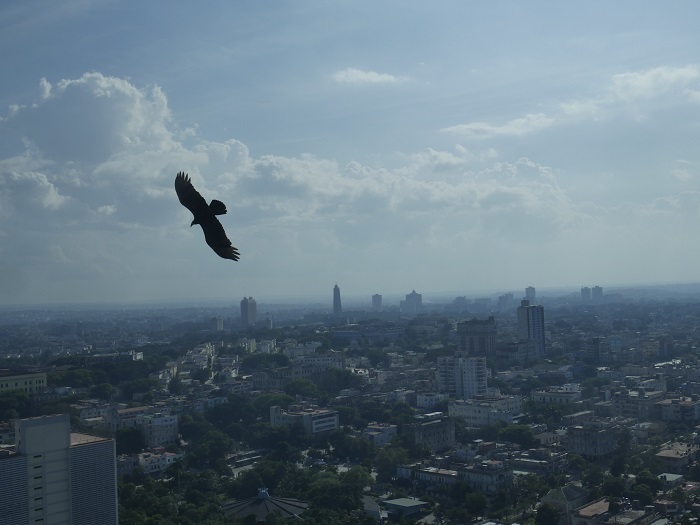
[175,172,240,261]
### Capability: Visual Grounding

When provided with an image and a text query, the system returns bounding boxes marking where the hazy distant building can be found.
[372,294,382,311]
[400,289,422,316]
[517,300,546,358]
[240,297,257,326]
[333,284,342,315]
[457,317,497,357]
[525,286,536,302]
[592,286,604,303]
[0,413,118,525]
[581,287,591,303]
[497,293,515,313]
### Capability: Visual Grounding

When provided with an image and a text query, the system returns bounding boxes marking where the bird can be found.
[174,172,240,261]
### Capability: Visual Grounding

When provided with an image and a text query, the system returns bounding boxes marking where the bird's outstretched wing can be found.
[201,215,241,261]
[175,172,208,216]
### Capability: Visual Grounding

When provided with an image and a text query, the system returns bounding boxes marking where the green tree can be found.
[535,503,560,525]
[115,427,146,455]
[285,379,320,399]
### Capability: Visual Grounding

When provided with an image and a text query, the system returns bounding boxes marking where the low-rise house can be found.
[363,422,397,448]
[531,384,582,405]
[449,396,522,428]
[655,442,700,474]
[270,405,339,435]
[567,420,622,460]
[138,451,184,474]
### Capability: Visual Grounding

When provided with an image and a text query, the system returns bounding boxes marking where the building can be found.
[517,299,546,357]
[655,397,700,424]
[611,387,664,419]
[531,384,582,405]
[0,414,118,525]
[363,423,398,447]
[592,286,604,303]
[372,294,382,311]
[457,317,497,357]
[332,284,342,315]
[135,412,178,448]
[655,442,700,474]
[270,406,339,435]
[449,396,522,428]
[581,287,591,303]
[0,371,47,395]
[461,460,514,496]
[400,290,422,316]
[408,413,455,453]
[437,355,488,399]
[540,483,590,525]
[525,286,536,302]
[566,421,621,460]
[240,297,257,325]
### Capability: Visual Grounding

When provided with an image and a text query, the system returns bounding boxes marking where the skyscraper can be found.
[240,297,257,325]
[0,413,118,525]
[581,287,591,303]
[517,299,546,358]
[400,289,422,316]
[592,286,604,303]
[333,284,342,315]
[525,286,536,302]
[372,294,382,311]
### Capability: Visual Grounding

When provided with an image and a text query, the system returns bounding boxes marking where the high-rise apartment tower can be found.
[333,284,342,315]
[0,414,118,525]
[517,299,546,358]
[240,297,257,325]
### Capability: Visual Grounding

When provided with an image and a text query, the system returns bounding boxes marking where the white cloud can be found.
[610,65,700,101]
[443,113,555,139]
[448,65,700,140]
[332,67,408,85]
[1,70,699,303]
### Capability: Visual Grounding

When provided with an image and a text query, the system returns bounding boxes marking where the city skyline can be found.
[2,2,700,305]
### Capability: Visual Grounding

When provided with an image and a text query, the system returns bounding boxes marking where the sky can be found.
[1,1,700,306]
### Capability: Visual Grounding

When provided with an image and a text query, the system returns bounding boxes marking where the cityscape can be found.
[3,283,700,524]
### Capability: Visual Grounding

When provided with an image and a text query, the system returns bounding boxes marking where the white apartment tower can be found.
[0,414,118,525]
[517,299,546,358]
[437,356,488,400]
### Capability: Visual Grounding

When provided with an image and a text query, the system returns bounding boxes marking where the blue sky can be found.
[1,1,700,305]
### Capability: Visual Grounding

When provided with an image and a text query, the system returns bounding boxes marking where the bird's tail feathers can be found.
[209,200,227,215]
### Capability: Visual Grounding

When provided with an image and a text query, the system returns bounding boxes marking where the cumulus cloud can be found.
[332,67,408,85]
[1,70,698,303]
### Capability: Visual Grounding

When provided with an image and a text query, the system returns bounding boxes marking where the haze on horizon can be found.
[1,1,700,306]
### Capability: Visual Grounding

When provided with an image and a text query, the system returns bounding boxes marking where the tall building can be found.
[437,355,488,399]
[0,414,118,525]
[592,286,604,303]
[240,297,257,325]
[525,286,536,302]
[372,293,382,311]
[457,317,497,357]
[400,289,422,316]
[333,284,342,315]
[581,287,591,303]
[517,299,546,358]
